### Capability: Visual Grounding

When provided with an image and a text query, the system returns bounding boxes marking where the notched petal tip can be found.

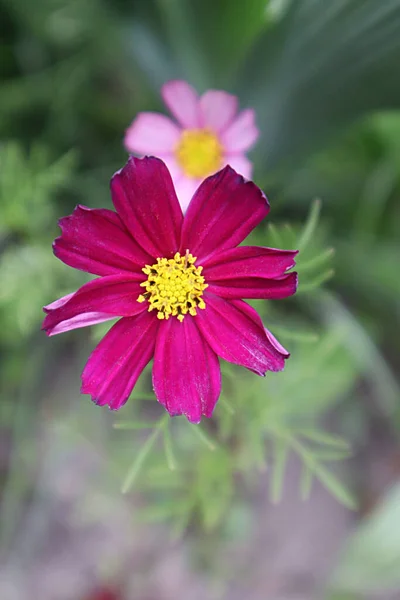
[291,271,299,293]
[186,413,202,425]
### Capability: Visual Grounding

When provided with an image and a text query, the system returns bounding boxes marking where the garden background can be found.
[1,1,400,599]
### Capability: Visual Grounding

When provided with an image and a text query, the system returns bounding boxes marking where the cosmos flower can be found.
[124,80,258,211]
[42,157,297,423]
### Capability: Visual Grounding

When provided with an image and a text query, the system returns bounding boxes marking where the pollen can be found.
[137,251,207,322]
[175,129,223,178]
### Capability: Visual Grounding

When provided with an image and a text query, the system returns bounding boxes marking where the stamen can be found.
[138,252,207,322]
[175,129,222,178]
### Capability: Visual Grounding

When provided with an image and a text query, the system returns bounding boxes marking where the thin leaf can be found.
[298,269,335,293]
[269,325,319,343]
[219,395,236,415]
[297,199,321,252]
[312,462,357,510]
[163,423,177,471]
[113,421,156,430]
[300,464,313,500]
[298,247,335,274]
[289,436,356,509]
[270,437,288,503]
[295,428,350,450]
[268,223,284,247]
[121,423,164,494]
[189,424,217,451]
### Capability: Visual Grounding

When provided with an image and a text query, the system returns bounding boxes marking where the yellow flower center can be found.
[175,129,223,178]
[137,251,207,322]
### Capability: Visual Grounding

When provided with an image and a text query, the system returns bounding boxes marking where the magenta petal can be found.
[180,166,269,261]
[152,317,221,423]
[81,312,157,410]
[53,205,152,276]
[111,156,183,258]
[42,274,146,336]
[196,294,288,374]
[206,272,298,300]
[203,246,298,278]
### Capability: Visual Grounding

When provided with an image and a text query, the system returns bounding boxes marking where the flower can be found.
[42,157,298,423]
[124,80,259,212]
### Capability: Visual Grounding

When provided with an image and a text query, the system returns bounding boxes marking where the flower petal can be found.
[42,274,146,336]
[152,316,221,423]
[203,247,298,299]
[203,246,298,277]
[124,113,181,154]
[53,205,152,276]
[81,312,157,410]
[265,328,289,357]
[156,153,182,180]
[111,156,183,258]
[43,293,115,335]
[206,272,298,300]
[220,109,259,152]
[196,294,288,374]
[199,90,238,133]
[224,154,252,179]
[161,80,200,129]
[173,176,200,213]
[180,166,269,261]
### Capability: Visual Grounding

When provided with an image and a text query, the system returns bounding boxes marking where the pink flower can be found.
[42,157,297,424]
[124,80,259,212]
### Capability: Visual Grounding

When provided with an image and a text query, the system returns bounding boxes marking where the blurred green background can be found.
[1,1,400,599]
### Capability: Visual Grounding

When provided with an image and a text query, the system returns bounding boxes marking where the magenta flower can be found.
[124,80,258,211]
[42,157,297,423]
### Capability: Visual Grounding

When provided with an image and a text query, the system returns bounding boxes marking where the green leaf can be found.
[311,462,356,510]
[300,464,313,500]
[188,423,217,451]
[270,437,288,503]
[295,428,350,450]
[113,421,156,430]
[289,436,356,509]
[121,420,164,493]
[163,423,178,471]
[297,199,322,252]
[197,448,233,530]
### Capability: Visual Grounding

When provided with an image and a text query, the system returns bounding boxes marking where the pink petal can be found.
[199,90,238,133]
[43,293,114,336]
[161,80,200,129]
[173,176,201,213]
[180,166,269,261]
[156,153,183,181]
[206,272,298,300]
[203,246,298,277]
[53,205,152,277]
[152,317,221,423]
[124,113,181,154]
[220,109,259,152]
[196,294,288,374]
[265,328,290,357]
[81,312,157,410]
[111,156,183,258]
[224,154,252,179]
[42,274,146,336]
